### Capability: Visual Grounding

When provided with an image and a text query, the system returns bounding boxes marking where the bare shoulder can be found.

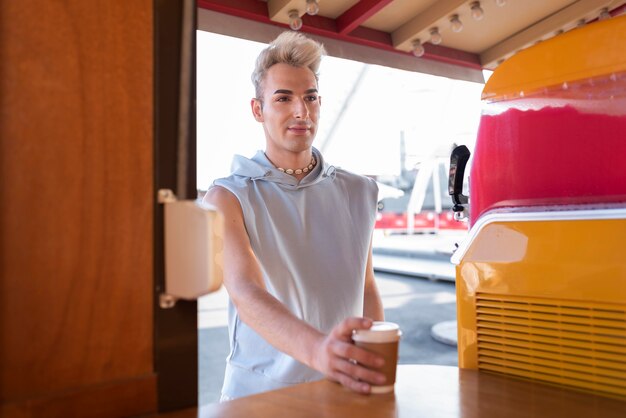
[202,186,243,224]
[202,186,240,210]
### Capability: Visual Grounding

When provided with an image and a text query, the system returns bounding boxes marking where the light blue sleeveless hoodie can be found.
[210,147,378,399]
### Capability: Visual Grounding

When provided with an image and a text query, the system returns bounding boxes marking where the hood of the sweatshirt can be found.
[229,147,335,189]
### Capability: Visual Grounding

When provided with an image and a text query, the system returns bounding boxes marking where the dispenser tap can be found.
[449,145,471,221]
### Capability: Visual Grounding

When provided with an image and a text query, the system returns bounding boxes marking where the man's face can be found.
[251,63,321,156]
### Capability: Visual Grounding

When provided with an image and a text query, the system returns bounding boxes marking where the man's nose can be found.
[293,98,309,119]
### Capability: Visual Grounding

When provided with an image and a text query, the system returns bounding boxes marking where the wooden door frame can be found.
[154,0,199,411]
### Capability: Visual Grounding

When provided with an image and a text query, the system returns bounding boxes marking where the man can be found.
[204,31,385,400]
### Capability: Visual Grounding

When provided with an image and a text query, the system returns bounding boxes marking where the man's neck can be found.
[265,149,316,179]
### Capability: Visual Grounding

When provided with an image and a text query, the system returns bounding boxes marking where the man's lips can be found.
[288,125,311,133]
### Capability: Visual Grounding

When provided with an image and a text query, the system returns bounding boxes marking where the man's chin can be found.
[286,136,315,149]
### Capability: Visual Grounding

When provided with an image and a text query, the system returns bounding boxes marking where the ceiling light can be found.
[411,39,425,57]
[470,2,484,20]
[599,8,611,20]
[495,0,506,6]
[429,27,442,45]
[288,10,303,31]
[305,0,320,16]
[450,14,463,32]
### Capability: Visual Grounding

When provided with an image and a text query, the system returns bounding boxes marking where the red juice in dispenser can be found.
[468,16,626,226]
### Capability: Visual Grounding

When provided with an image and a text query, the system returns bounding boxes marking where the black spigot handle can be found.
[449,145,471,208]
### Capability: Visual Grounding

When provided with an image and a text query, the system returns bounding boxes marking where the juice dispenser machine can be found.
[450,14,626,399]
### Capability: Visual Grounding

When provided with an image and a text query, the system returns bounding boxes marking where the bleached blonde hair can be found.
[252,31,326,99]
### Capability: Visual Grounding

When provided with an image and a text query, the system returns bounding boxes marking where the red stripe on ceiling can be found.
[422,44,483,69]
[348,25,393,45]
[197,0,482,70]
[197,0,268,21]
[336,0,394,35]
[610,4,626,16]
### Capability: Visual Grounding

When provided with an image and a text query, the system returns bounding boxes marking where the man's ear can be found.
[251,98,264,122]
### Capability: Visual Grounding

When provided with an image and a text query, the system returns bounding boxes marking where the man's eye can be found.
[305,95,318,102]
[276,96,290,102]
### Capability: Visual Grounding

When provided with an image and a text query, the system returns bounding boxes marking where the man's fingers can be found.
[334,358,386,386]
[332,317,373,340]
[330,371,371,394]
[321,317,386,394]
[330,340,385,370]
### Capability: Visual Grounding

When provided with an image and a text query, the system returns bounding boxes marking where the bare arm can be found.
[363,239,384,321]
[205,186,386,393]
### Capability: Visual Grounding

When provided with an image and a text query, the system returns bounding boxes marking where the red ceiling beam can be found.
[197,0,482,70]
[336,0,394,35]
[306,15,482,69]
[421,44,483,69]
[610,3,626,16]
[197,0,269,24]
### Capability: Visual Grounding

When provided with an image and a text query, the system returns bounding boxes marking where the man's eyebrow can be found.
[272,88,318,95]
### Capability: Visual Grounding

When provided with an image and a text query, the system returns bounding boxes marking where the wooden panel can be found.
[0,0,155,414]
[159,365,626,418]
[0,375,157,418]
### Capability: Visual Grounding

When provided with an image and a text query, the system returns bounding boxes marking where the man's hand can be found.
[311,317,387,394]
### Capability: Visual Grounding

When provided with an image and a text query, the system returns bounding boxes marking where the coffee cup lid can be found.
[352,321,402,343]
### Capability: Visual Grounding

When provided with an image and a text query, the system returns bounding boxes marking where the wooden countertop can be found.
[161,365,626,418]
